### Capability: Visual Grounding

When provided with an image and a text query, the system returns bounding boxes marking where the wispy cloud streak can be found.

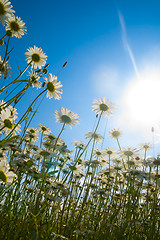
[118,11,140,79]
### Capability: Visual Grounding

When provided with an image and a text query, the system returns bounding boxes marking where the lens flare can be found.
[121,69,160,132]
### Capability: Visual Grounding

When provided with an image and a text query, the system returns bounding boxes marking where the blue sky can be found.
[2,0,160,155]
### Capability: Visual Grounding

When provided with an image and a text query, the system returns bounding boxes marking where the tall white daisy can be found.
[0,108,14,131]
[119,147,138,160]
[0,0,15,25]
[0,160,17,183]
[93,148,105,159]
[54,107,80,128]
[72,140,86,150]
[84,131,104,143]
[104,147,116,156]
[27,69,41,89]
[92,97,116,118]
[25,127,39,142]
[25,46,47,69]
[139,143,152,152]
[38,123,51,134]
[5,15,27,38]
[0,108,20,135]
[109,128,122,139]
[45,73,63,100]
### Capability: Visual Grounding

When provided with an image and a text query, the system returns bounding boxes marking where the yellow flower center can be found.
[47,82,55,92]
[96,151,101,156]
[112,131,120,138]
[143,145,150,149]
[29,129,35,134]
[107,150,113,155]
[124,151,133,157]
[41,126,47,131]
[93,133,99,139]
[0,3,5,15]
[0,170,7,182]
[61,115,71,123]
[31,53,40,63]
[31,75,37,82]
[4,118,13,129]
[10,21,20,32]
[99,103,109,112]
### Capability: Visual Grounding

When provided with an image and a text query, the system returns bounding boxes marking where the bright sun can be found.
[121,69,160,133]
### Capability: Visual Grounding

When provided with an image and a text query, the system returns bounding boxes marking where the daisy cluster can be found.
[0,1,160,239]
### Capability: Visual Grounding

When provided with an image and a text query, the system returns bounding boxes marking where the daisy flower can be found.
[0,150,7,161]
[92,97,116,118]
[5,15,27,38]
[109,128,122,139]
[25,46,47,69]
[72,140,86,150]
[0,160,17,183]
[0,55,12,79]
[139,143,152,152]
[104,147,116,156]
[38,123,51,134]
[119,147,138,160]
[25,127,39,143]
[43,134,57,149]
[0,108,20,135]
[8,105,18,119]
[45,73,63,100]
[54,107,80,128]
[84,131,104,143]
[26,127,39,135]
[33,148,51,161]
[27,69,41,89]
[0,0,15,25]
[93,148,105,159]
[134,153,143,162]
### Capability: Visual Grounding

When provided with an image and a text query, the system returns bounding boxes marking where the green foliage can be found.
[0,1,160,240]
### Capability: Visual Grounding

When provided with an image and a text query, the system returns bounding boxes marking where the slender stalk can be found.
[0,88,47,143]
[0,61,32,93]
[117,138,126,170]
[76,112,103,160]
[52,123,65,152]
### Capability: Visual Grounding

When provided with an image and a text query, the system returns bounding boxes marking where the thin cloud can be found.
[118,11,140,80]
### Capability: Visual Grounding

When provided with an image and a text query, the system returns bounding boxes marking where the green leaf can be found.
[14,79,29,83]
[48,170,58,175]
[17,62,22,73]
[0,135,19,146]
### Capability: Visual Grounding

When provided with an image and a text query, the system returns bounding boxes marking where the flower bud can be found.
[42,82,46,87]
[63,61,68,68]
[42,68,48,74]
[44,64,49,68]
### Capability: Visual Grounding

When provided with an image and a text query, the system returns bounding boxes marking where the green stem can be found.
[52,123,65,152]
[0,61,32,93]
[1,88,47,143]
[117,138,126,170]
[77,112,103,160]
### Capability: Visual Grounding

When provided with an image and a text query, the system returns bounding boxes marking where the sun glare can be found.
[122,69,160,132]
